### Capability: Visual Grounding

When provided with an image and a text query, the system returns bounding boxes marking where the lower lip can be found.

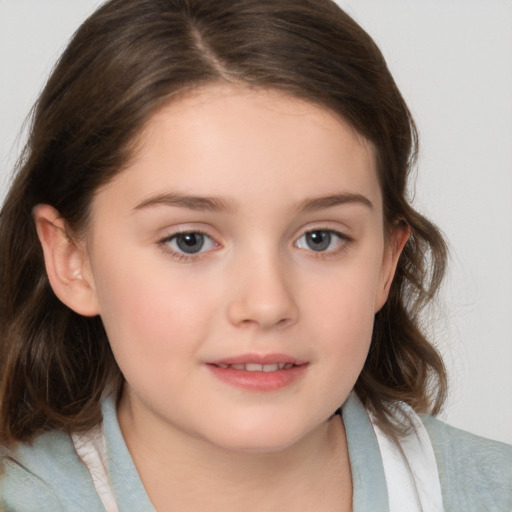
[206,364,308,391]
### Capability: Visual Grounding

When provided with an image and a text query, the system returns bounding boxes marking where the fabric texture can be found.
[71,425,118,512]
[1,393,511,511]
[370,402,443,512]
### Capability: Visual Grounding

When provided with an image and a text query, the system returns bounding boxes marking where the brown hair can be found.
[0,0,447,444]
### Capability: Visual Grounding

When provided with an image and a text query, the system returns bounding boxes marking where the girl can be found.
[0,0,510,510]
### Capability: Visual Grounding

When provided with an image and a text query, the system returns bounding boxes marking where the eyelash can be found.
[294,229,352,259]
[157,228,352,262]
[158,230,218,262]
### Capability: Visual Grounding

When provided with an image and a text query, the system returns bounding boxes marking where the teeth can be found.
[216,362,295,371]
[245,363,263,372]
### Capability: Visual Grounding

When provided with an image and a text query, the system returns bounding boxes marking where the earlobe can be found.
[33,204,99,317]
[375,221,411,312]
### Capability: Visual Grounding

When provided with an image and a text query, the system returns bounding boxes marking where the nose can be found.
[226,251,299,330]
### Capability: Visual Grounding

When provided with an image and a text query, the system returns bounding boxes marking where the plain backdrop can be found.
[1,0,511,444]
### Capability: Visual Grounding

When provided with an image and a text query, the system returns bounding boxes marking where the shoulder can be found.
[422,415,512,512]
[0,430,104,511]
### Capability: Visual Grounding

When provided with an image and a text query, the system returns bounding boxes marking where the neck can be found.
[118,399,352,512]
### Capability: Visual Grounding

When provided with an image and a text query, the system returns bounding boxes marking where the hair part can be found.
[0,0,447,445]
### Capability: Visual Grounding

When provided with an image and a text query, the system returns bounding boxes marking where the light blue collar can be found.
[342,393,389,512]
[101,393,388,511]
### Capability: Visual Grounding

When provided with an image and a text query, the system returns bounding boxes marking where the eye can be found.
[163,231,217,255]
[295,229,347,252]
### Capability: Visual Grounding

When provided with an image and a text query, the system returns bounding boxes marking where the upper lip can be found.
[207,353,307,366]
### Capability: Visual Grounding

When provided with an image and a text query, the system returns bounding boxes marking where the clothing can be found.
[1,394,511,511]
[370,402,443,511]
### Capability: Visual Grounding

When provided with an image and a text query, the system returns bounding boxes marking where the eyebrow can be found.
[296,193,374,212]
[133,192,373,214]
[134,193,237,213]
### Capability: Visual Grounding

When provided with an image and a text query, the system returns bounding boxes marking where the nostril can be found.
[275,317,293,328]
[233,314,295,330]
[226,277,299,329]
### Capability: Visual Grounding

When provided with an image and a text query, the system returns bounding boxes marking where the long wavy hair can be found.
[0,0,447,444]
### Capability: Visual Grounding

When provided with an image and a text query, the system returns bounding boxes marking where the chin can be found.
[203,418,321,455]
[214,436,303,455]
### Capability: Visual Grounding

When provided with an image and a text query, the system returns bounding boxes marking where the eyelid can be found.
[157,228,220,261]
[294,227,352,256]
[155,224,353,262]
[294,223,353,242]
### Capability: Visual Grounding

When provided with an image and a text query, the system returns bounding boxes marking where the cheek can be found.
[308,258,381,330]
[318,291,374,371]
[303,256,382,374]
[90,250,219,376]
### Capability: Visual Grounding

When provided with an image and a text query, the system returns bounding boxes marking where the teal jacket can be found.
[2,395,511,511]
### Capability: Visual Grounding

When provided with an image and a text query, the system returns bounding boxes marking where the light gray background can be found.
[1,0,511,444]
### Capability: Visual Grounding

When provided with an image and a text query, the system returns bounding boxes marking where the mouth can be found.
[211,362,298,372]
[205,354,308,391]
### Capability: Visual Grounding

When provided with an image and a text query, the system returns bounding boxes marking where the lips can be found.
[215,362,296,371]
[206,354,308,391]
[209,353,307,367]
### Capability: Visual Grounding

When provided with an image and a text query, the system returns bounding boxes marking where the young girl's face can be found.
[77,84,404,453]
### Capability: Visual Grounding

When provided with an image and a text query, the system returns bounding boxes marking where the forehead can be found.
[97,84,381,215]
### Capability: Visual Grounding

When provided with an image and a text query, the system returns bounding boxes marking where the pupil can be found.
[306,231,331,251]
[176,233,204,254]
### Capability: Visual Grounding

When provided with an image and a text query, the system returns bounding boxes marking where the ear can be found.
[374,220,411,312]
[33,204,99,317]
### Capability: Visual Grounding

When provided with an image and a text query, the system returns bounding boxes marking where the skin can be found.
[35,84,409,511]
